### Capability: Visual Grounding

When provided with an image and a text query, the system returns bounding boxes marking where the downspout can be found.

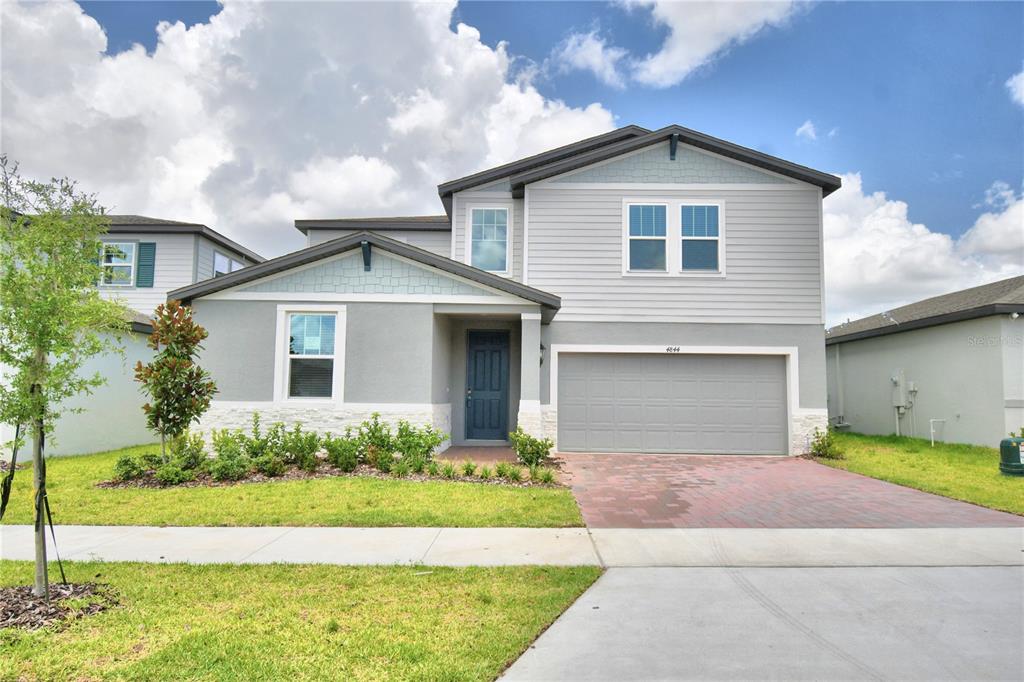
[834,344,845,420]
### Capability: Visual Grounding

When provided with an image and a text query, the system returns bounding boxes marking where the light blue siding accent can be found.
[239,251,498,297]
[552,141,792,184]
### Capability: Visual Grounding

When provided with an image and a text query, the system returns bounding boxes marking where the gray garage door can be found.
[557,354,788,454]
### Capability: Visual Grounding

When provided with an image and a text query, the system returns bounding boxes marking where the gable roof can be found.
[105,215,265,263]
[508,125,842,197]
[294,215,449,234]
[826,275,1024,344]
[168,230,561,310]
[436,125,650,214]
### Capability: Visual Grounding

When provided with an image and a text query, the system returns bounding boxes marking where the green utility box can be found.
[999,438,1024,476]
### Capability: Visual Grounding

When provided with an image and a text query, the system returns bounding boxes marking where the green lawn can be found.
[1,445,583,528]
[823,432,1024,516]
[0,560,600,681]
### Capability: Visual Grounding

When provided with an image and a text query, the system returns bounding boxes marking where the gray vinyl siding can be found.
[526,185,823,323]
[307,228,452,257]
[97,232,196,315]
[452,193,524,282]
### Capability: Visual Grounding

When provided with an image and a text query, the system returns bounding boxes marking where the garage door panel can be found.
[558,353,788,455]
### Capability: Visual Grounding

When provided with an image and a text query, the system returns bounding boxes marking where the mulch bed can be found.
[96,460,565,490]
[1,582,118,631]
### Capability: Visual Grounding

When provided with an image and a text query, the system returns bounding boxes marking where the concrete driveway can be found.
[503,566,1024,681]
[559,453,1024,528]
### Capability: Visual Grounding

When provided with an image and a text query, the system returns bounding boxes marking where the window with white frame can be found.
[100,242,136,286]
[626,204,667,271]
[214,251,245,277]
[470,208,508,272]
[287,313,336,398]
[680,204,720,272]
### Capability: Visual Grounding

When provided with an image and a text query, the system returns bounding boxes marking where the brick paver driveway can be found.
[559,453,1024,528]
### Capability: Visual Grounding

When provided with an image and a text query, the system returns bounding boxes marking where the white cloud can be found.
[1006,68,1024,107]
[795,120,817,141]
[824,174,1023,325]
[827,127,839,139]
[629,1,800,87]
[554,30,628,88]
[0,0,616,257]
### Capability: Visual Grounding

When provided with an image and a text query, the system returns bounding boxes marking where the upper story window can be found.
[681,204,720,272]
[288,313,336,398]
[626,204,667,272]
[470,208,508,273]
[214,251,245,277]
[100,242,136,286]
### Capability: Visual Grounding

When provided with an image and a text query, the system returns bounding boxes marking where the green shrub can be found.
[441,461,457,479]
[243,413,285,460]
[528,465,542,482]
[407,453,428,474]
[282,423,320,471]
[253,453,286,477]
[426,461,440,476]
[323,430,359,472]
[140,452,164,469]
[394,420,447,463]
[461,460,478,477]
[538,468,555,485]
[392,458,412,477]
[113,455,144,482]
[479,465,492,480]
[359,413,395,472]
[170,432,207,471]
[810,428,843,460]
[209,429,251,481]
[154,462,194,486]
[496,462,523,482]
[509,428,554,467]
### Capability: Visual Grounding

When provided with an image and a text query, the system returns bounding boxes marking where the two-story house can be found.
[171,125,840,456]
[0,216,264,456]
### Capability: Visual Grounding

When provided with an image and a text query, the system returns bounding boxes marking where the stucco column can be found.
[517,312,542,436]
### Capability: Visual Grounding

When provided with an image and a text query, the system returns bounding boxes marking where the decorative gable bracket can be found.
[669,133,679,161]
[361,240,371,272]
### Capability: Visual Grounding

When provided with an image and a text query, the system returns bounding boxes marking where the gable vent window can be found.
[681,204,720,271]
[288,313,336,398]
[627,204,667,271]
[214,251,245,277]
[470,208,508,273]
[100,242,136,286]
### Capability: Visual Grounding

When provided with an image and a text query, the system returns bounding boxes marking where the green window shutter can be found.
[136,242,156,288]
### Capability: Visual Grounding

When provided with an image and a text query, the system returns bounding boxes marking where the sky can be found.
[2,0,1022,324]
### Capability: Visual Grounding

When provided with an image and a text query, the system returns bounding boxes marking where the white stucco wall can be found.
[826,316,1009,446]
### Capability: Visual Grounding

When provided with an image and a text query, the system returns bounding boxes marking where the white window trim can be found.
[679,201,726,277]
[621,201,669,276]
[214,250,244,277]
[273,304,346,404]
[99,240,137,288]
[621,198,726,278]
[464,204,512,276]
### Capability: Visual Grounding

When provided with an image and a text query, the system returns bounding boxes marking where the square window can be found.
[287,313,336,398]
[682,239,719,271]
[629,239,666,271]
[100,242,135,286]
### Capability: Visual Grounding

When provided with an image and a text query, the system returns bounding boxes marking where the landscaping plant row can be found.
[110,413,559,487]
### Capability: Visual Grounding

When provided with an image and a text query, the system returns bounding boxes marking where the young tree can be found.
[135,300,217,459]
[0,157,133,598]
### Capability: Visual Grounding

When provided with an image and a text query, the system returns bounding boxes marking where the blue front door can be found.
[466,330,510,440]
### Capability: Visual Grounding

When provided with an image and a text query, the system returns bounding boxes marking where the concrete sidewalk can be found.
[1,525,1021,567]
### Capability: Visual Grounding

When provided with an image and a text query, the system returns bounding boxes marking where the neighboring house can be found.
[826,276,1024,447]
[0,215,264,456]
[172,124,841,456]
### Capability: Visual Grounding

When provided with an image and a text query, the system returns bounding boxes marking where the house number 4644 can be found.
[665,346,681,353]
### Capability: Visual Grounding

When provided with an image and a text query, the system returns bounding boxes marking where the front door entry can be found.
[465,330,510,440]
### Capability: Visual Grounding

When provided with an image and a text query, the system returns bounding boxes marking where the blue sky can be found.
[4,1,1020,322]
[80,0,1023,241]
